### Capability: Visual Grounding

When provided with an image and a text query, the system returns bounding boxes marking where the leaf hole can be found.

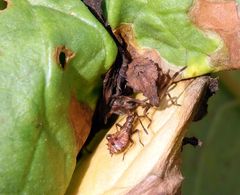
[55,46,75,70]
[0,0,8,10]
[59,51,67,69]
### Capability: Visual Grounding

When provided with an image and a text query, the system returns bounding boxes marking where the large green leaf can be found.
[182,71,240,194]
[0,0,117,194]
[104,0,223,78]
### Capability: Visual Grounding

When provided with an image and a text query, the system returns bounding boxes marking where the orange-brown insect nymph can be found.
[106,112,146,158]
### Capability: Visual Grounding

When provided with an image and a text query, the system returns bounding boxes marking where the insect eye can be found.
[106,134,111,140]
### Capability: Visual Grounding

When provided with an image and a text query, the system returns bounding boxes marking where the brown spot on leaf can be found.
[190,0,240,69]
[69,95,93,152]
[0,0,8,10]
[191,0,239,31]
[55,45,75,70]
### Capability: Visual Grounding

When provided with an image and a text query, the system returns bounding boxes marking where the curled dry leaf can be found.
[67,77,212,195]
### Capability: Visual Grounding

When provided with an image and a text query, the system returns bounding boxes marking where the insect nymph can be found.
[106,112,145,158]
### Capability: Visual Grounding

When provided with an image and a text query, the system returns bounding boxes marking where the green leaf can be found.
[182,71,240,195]
[104,0,222,77]
[0,0,117,194]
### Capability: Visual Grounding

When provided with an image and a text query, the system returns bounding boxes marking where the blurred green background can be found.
[182,71,240,195]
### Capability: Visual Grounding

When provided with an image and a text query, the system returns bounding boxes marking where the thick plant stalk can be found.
[67,76,212,195]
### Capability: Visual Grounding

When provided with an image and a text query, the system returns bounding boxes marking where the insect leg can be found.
[136,115,148,135]
[137,110,152,128]
[115,123,123,131]
[122,141,134,161]
[167,93,181,106]
[143,105,152,127]
[132,129,144,147]
[167,82,177,92]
